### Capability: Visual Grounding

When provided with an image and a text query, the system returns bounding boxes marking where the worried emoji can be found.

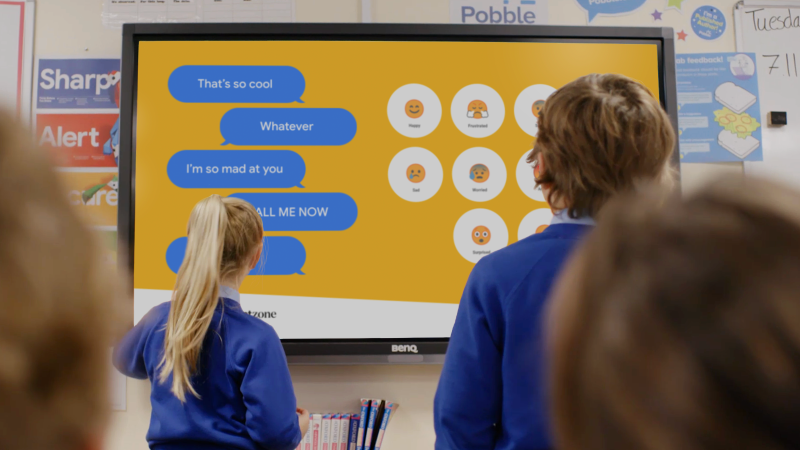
[467,100,489,119]
[472,226,491,245]
[405,99,424,119]
[407,164,426,183]
[532,100,545,118]
[469,164,490,183]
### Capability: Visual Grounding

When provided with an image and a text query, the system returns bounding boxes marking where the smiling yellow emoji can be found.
[405,99,424,119]
[472,226,491,245]
[407,164,426,183]
[468,100,488,119]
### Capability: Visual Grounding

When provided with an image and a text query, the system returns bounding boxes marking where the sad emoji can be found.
[407,164,426,183]
[472,226,491,245]
[405,99,424,119]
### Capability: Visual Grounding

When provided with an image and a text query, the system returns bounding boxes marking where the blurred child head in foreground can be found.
[0,111,123,450]
[550,177,800,450]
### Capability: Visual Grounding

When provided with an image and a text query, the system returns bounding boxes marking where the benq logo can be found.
[391,345,419,354]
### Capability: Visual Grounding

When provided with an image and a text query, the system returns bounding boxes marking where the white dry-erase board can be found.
[735,1,800,187]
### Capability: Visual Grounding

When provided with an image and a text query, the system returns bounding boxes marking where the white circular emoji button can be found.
[518,208,554,241]
[451,84,506,138]
[388,84,443,138]
[388,147,443,202]
[452,147,507,202]
[514,84,556,137]
[516,149,546,202]
[454,209,509,263]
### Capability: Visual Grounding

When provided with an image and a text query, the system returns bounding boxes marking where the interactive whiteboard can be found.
[121,24,674,356]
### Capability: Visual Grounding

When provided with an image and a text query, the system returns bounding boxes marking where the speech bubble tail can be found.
[296,98,305,104]
[587,11,598,22]
[296,183,306,189]
[297,270,306,275]
[221,141,229,146]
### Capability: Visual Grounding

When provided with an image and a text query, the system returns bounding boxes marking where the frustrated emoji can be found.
[532,100,545,118]
[467,100,489,119]
[405,99,424,119]
[470,164,490,183]
[472,226,491,245]
[536,224,549,234]
[407,164,426,183]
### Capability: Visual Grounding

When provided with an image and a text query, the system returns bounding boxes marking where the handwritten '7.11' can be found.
[763,53,799,77]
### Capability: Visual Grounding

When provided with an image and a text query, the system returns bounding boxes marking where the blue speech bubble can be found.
[575,0,647,22]
[167,150,306,189]
[229,193,358,231]
[166,236,306,275]
[220,108,357,146]
[168,65,305,103]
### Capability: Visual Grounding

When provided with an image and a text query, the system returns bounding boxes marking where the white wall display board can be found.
[450,0,548,24]
[102,0,295,28]
[735,1,800,188]
[0,0,35,122]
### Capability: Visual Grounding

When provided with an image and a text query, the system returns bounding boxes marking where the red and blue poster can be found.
[36,113,119,168]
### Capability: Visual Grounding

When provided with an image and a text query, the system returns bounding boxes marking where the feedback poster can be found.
[677,53,763,162]
[134,41,660,338]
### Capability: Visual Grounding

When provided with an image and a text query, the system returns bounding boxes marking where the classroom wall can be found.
[30,0,745,448]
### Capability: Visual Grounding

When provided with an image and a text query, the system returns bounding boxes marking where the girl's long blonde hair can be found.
[159,195,262,401]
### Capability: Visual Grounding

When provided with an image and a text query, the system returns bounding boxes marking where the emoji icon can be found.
[407,164,426,183]
[406,99,424,119]
[467,100,489,119]
[470,164,490,183]
[536,224,549,234]
[472,226,491,245]
[532,100,545,118]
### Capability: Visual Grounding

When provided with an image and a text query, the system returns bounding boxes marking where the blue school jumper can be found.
[434,212,594,450]
[113,287,301,450]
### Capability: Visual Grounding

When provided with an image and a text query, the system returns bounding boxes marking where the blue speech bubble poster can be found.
[574,0,647,22]
[677,53,763,163]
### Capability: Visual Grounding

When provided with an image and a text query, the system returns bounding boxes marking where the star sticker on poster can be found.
[651,9,663,21]
[677,30,688,40]
[666,0,687,12]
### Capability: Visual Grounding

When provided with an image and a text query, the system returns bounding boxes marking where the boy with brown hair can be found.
[434,73,676,450]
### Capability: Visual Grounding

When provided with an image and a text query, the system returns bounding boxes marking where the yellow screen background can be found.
[134,40,660,305]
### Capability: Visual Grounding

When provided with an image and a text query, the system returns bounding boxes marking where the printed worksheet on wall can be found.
[102,0,294,27]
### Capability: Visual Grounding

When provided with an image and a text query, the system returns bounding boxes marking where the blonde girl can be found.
[114,195,309,450]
